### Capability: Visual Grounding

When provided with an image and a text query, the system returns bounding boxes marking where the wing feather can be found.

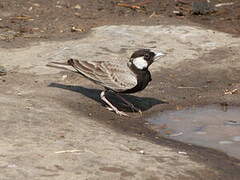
[68,59,137,91]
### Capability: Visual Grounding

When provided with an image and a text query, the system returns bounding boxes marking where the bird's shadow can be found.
[49,83,166,112]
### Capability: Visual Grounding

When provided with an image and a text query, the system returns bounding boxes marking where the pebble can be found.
[195,131,207,135]
[232,136,240,142]
[62,74,67,80]
[192,1,215,15]
[215,2,234,8]
[173,10,184,16]
[219,141,233,145]
[17,92,22,96]
[0,65,7,76]
[224,120,240,126]
[178,151,187,155]
[169,132,183,137]
[74,4,81,9]
[7,164,17,168]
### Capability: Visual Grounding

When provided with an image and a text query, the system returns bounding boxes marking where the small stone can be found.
[56,0,70,8]
[71,26,84,32]
[178,151,187,155]
[7,164,17,168]
[232,136,240,142]
[215,2,234,8]
[169,132,183,137]
[62,74,67,80]
[219,141,233,145]
[33,3,40,7]
[224,120,240,126]
[192,1,215,15]
[74,4,81,10]
[0,65,7,76]
[74,12,81,17]
[173,10,184,16]
[139,150,145,154]
[195,131,207,135]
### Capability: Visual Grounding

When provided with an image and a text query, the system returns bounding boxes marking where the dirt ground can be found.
[0,0,240,48]
[1,0,240,179]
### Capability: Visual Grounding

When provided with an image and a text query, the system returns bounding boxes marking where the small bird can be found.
[48,49,165,116]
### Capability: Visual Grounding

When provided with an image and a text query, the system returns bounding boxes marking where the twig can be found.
[177,86,206,89]
[11,15,33,20]
[137,0,152,6]
[71,26,85,32]
[117,0,152,10]
[54,150,82,154]
[215,2,234,8]
[117,3,141,9]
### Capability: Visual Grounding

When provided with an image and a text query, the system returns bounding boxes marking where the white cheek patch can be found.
[132,57,148,70]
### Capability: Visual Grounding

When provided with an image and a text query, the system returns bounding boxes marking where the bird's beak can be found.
[154,52,165,61]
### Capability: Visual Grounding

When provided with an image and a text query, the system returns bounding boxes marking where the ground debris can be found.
[232,136,240,141]
[32,3,40,7]
[175,0,192,5]
[61,74,67,80]
[0,29,20,41]
[224,88,238,95]
[0,65,7,76]
[178,151,187,155]
[173,10,184,16]
[224,120,240,126]
[139,150,145,154]
[10,15,34,21]
[175,0,216,16]
[192,1,215,15]
[56,0,70,8]
[215,2,234,8]
[116,0,152,10]
[169,132,183,137]
[219,141,233,145]
[55,150,82,154]
[117,3,141,10]
[71,26,85,32]
[224,84,240,95]
[73,4,81,10]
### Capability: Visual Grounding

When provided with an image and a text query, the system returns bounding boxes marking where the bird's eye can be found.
[144,54,150,59]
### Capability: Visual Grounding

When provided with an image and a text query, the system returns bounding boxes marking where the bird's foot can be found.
[116,110,129,117]
[106,107,114,111]
[114,93,142,115]
[106,107,129,117]
[137,109,142,116]
[128,104,142,116]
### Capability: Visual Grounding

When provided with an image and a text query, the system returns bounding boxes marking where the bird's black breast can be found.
[121,70,152,94]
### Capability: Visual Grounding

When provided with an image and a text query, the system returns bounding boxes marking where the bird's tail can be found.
[46,59,77,72]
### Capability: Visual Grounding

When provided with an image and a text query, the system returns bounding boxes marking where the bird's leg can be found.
[114,93,142,115]
[100,91,128,116]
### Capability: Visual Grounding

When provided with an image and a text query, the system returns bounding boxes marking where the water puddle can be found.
[148,105,240,159]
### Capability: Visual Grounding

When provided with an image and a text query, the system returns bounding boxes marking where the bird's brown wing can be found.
[68,59,137,91]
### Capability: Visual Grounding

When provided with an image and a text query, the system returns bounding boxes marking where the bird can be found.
[47,49,165,116]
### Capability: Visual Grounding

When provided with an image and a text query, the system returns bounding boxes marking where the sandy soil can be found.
[0,0,240,48]
[1,0,240,179]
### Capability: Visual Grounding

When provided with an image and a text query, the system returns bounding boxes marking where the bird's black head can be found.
[129,49,165,70]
